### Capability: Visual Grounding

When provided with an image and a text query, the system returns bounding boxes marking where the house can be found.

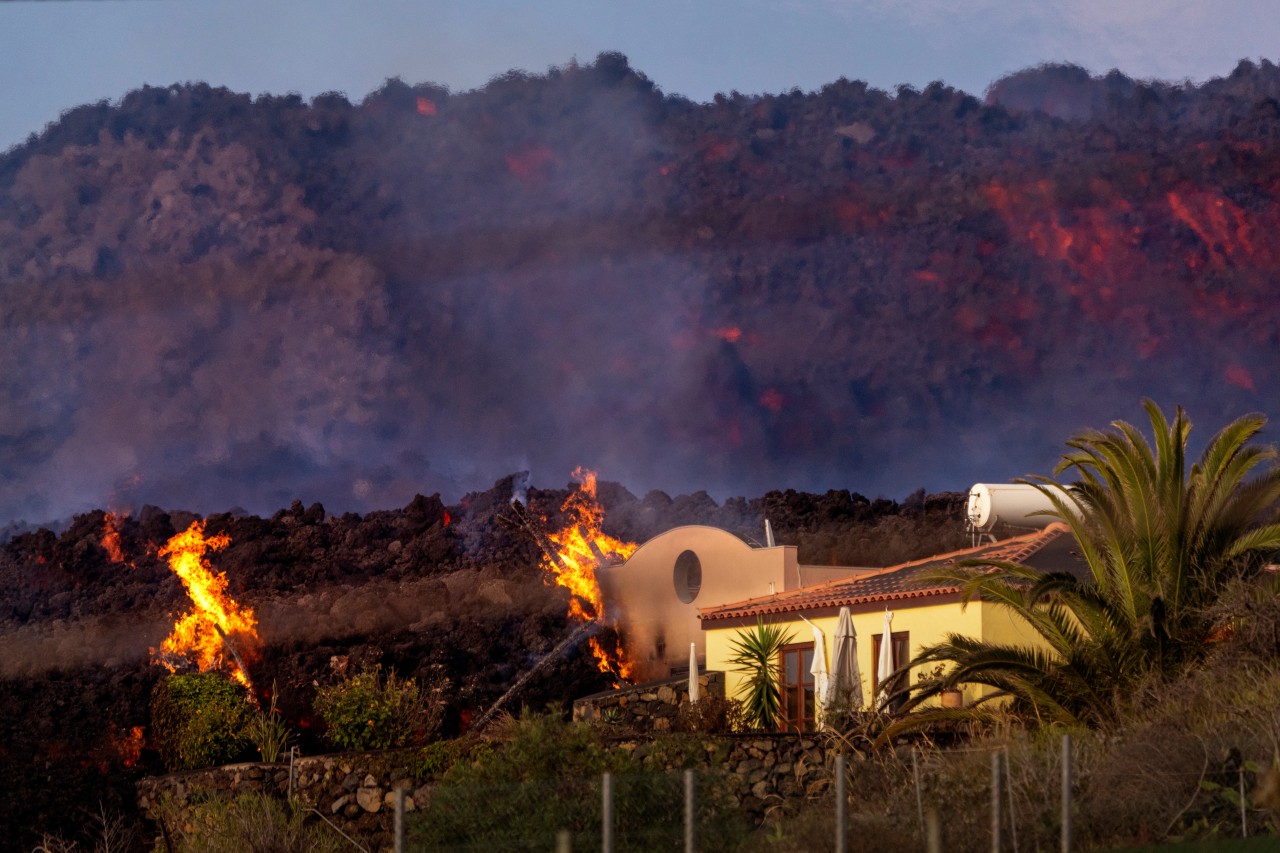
[595,525,877,683]
[699,523,1084,731]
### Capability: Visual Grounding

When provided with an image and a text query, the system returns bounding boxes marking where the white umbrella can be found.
[809,623,829,724]
[876,608,895,710]
[829,606,863,712]
[688,642,700,703]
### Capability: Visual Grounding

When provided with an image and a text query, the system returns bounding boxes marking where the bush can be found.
[409,713,749,851]
[673,694,745,734]
[152,791,342,853]
[150,673,254,771]
[313,665,446,751]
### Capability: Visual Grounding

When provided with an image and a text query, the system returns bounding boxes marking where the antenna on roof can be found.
[765,519,776,547]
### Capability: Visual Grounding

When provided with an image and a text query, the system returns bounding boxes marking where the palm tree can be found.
[902,401,1280,727]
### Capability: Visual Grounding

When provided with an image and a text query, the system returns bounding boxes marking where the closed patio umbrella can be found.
[809,623,829,723]
[876,608,895,710]
[688,642,700,703]
[829,606,863,713]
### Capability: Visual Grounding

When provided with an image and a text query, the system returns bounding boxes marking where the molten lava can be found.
[540,469,637,682]
[107,724,145,768]
[153,520,260,688]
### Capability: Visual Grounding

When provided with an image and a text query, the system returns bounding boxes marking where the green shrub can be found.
[313,665,446,751]
[409,714,749,851]
[150,673,254,771]
[152,791,341,853]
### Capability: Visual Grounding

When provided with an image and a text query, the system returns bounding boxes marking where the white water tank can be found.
[966,483,1070,531]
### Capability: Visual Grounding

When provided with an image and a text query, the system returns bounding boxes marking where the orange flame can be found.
[540,469,637,682]
[101,512,128,565]
[153,521,260,688]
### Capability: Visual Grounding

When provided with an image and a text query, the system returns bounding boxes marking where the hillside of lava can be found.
[4,55,1280,525]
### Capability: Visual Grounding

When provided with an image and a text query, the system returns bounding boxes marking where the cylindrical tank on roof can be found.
[966,483,1071,531]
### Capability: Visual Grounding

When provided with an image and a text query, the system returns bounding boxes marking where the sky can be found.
[3,0,1280,154]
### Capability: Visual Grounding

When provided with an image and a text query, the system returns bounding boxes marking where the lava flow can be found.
[540,469,637,682]
[152,520,260,688]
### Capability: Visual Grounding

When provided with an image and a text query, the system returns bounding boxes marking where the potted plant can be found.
[919,663,964,709]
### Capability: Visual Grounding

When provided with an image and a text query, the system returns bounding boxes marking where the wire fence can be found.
[377,736,1278,853]
[404,766,760,852]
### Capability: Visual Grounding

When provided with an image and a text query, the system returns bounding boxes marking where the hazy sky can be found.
[3,0,1279,153]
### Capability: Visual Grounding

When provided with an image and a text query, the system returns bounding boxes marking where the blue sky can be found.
[3,0,1279,153]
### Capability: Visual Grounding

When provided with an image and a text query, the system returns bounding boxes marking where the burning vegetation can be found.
[152,520,260,689]
[540,470,637,682]
[506,469,638,683]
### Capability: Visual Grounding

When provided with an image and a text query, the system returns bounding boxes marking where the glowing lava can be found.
[540,469,637,682]
[153,520,260,688]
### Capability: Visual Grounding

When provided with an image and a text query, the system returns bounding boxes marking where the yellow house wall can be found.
[706,599,1025,711]
[980,600,1053,650]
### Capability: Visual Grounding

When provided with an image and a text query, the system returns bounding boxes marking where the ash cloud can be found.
[2,54,1280,523]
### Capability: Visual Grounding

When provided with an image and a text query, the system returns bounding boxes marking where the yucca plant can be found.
[246,683,291,763]
[728,618,794,731]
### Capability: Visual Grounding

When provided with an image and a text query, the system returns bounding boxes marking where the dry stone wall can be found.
[136,752,428,852]
[621,733,835,822]
[572,670,725,730]
[136,730,841,848]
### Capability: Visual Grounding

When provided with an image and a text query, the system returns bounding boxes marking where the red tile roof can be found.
[699,523,1073,622]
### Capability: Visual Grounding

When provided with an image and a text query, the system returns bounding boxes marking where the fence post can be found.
[835,754,847,853]
[991,750,1002,853]
[685,769,696,853]
[913,748,926,846]
[557,830,572,853]
[1060,734,1072,853]
[925,806,941,853]
[288,746,296,801]
[1005,749,1019,853]
[602,771,614,853]
[394,788,405,853]
[1239,765,1248,838]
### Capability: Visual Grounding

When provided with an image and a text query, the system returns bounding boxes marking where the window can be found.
[778,642,816,732]
[673,550,702,603]
[871,631,910,712]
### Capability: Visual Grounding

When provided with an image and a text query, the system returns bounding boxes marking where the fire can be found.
[101,512,127,564]
[153,520,260,688]
[540,469,637,681]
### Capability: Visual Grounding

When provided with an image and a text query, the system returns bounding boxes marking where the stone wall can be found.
[136,751,427,851]
[622,733,834,821]
[572,670,725,731]
[136,730,838,849]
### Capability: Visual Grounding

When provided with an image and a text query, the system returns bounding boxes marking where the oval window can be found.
[673,550,702,603]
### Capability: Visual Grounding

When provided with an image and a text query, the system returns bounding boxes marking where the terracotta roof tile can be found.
[699,523,1073,622]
